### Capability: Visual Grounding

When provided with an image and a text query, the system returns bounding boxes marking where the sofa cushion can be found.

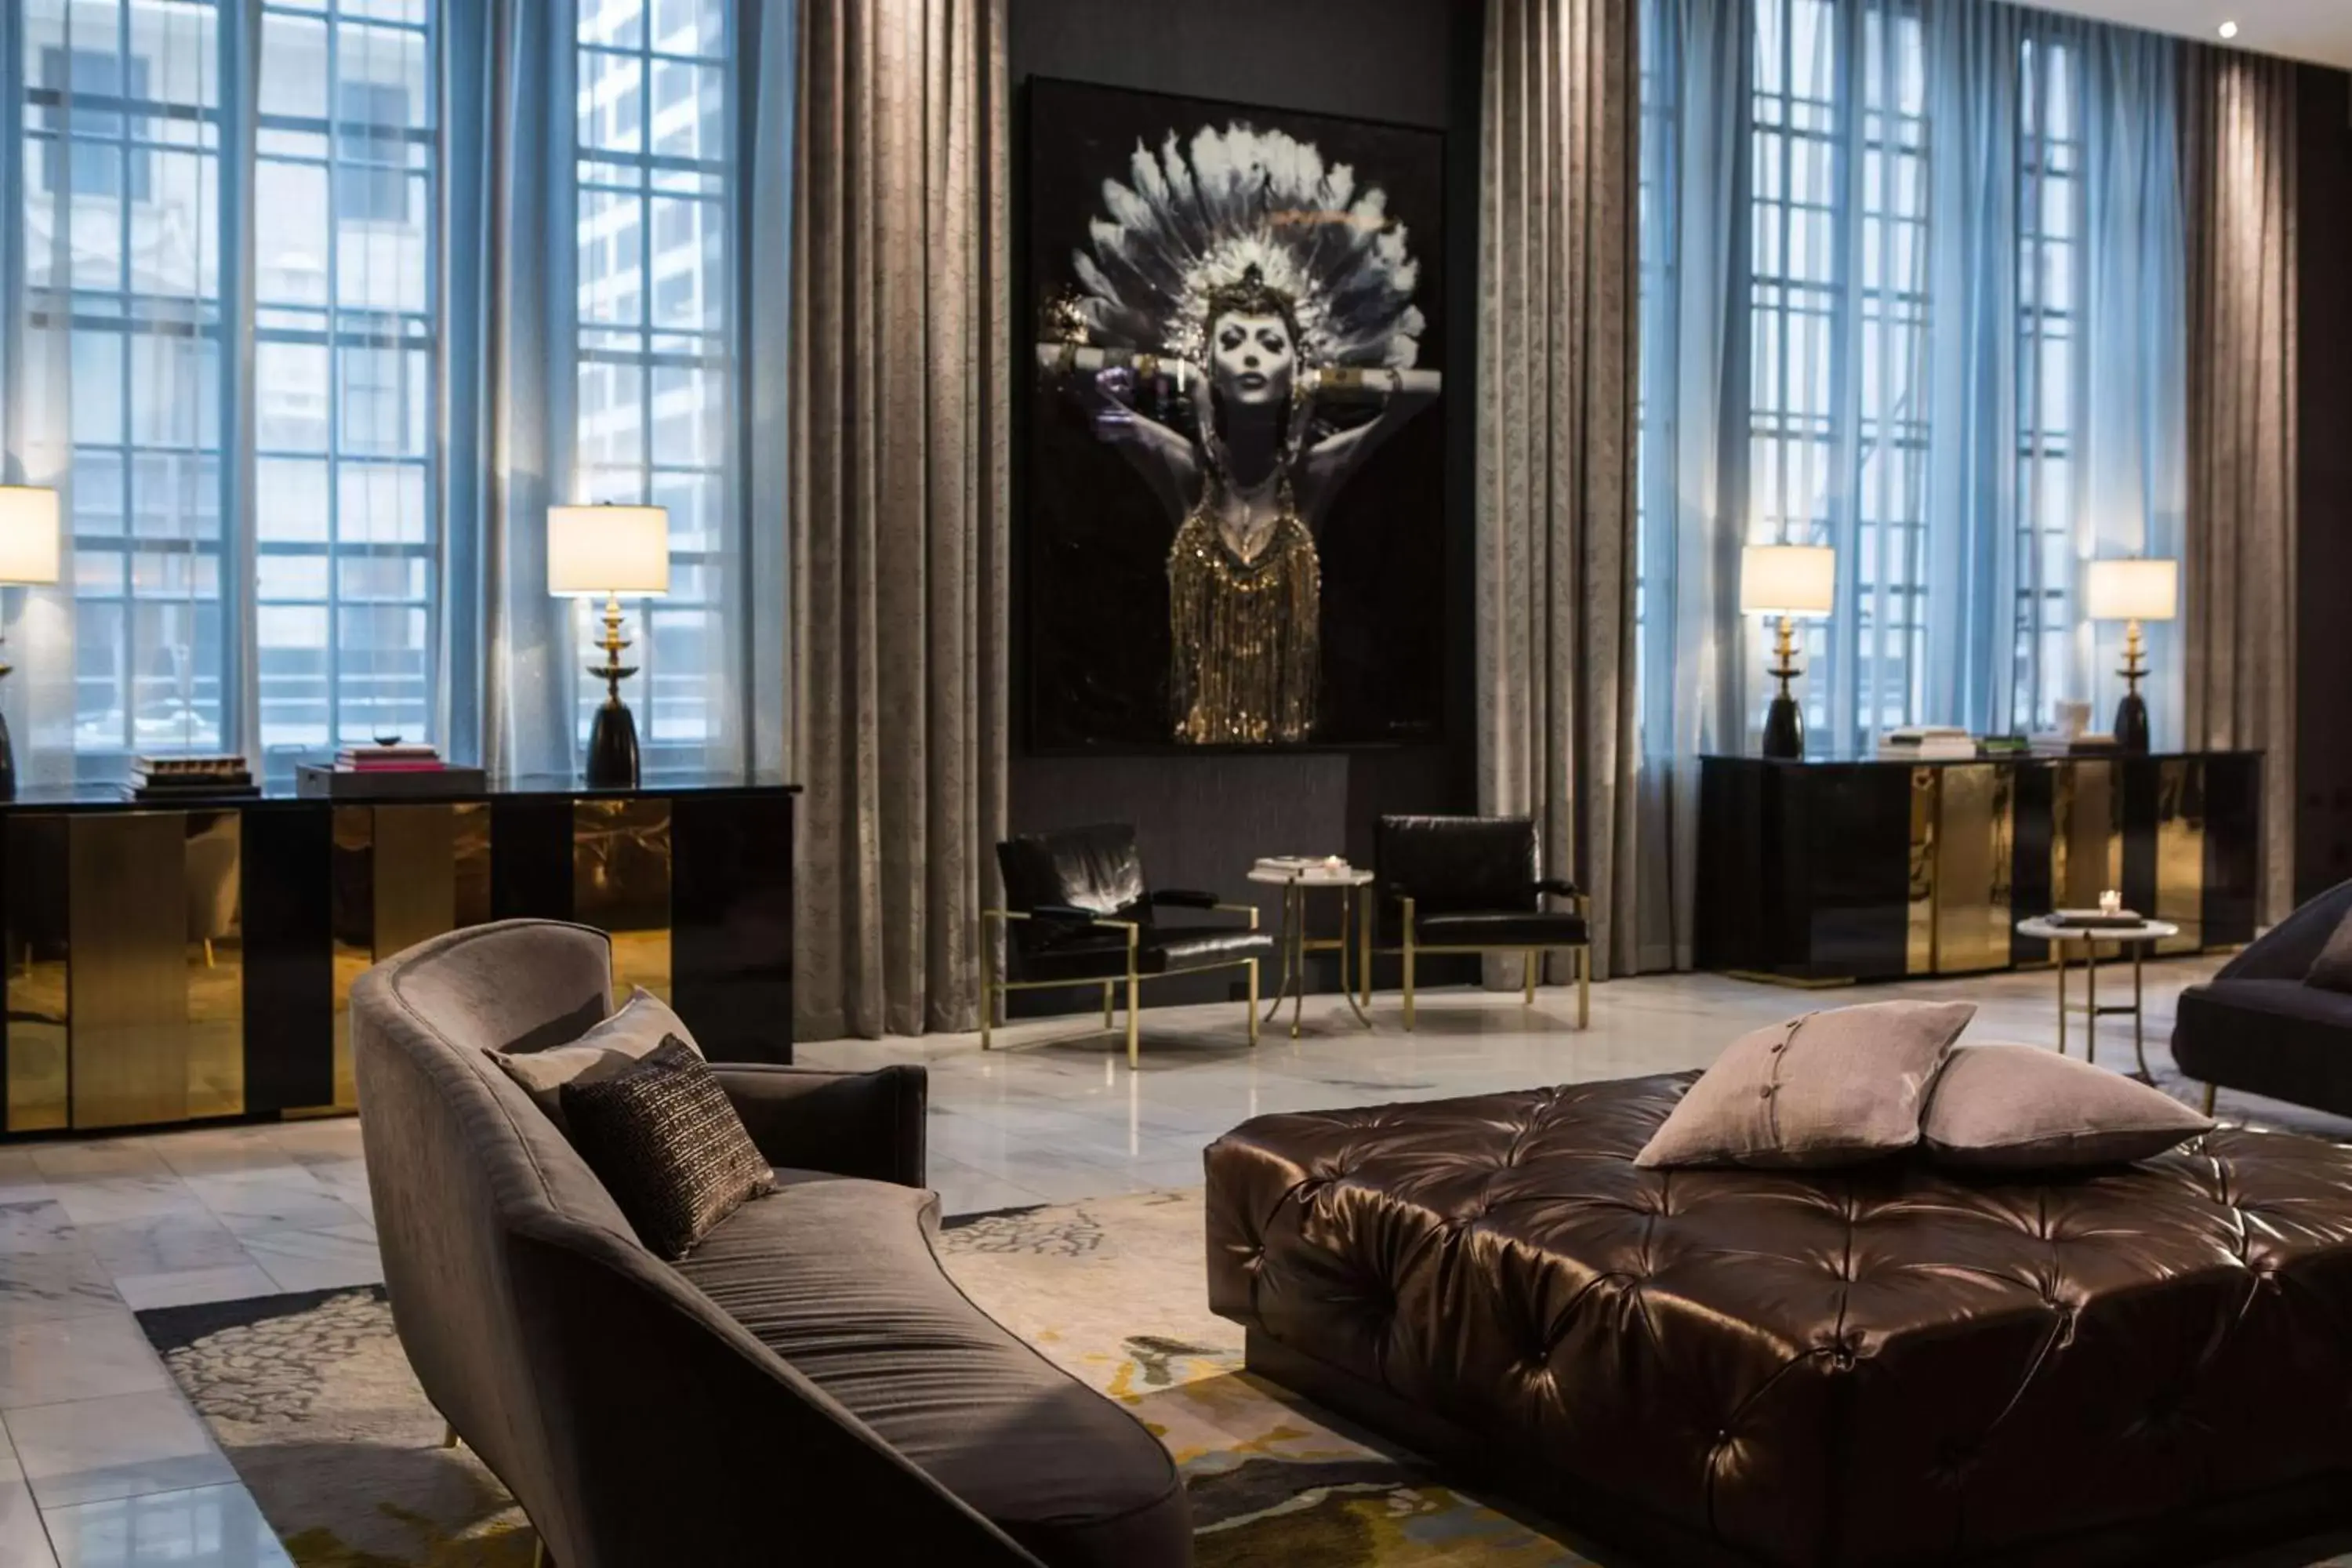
[2307,906,2352,993]
[558,1039,772,1260]
[1635,1000,1975,1168]
[678,1176,1190,1568]
[490,987,699,1131]
[1921,1044,2213,1171]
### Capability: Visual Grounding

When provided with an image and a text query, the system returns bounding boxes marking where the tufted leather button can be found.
[1769,1038,1788,1054]
[1759,1084,1777,1100]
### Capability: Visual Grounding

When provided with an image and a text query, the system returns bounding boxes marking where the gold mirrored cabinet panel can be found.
[575,797,673,1001]
[1933,764,2015,975]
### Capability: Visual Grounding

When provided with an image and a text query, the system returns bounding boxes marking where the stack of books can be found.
[125,754,258,801]
[297,742,485,799]
[335,742,446,772]
[2027,731,2120,757]
[1876,726,1978,761]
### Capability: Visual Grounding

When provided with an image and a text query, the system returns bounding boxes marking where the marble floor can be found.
[0,955,2339,1566]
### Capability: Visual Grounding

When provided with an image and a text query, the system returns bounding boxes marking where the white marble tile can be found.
[0,1254,121,1331]
[263,1123,365,1169]
[107,1269,278,1315]
[296,1161,373,1216]
[47,1182,206,1233]
[27,1149,165,1187]
[184,1175,365,1240]
[6,1393,231,1508]
[144,1131,303,1182]
[0,1202,82,1259]
[76,1218,249,1286]
[0,1416,60,1568]
[238,1225,381,1295]
[927,1156,1051,1218]
[0,1314,169,1410]
[42,1483,290,1568]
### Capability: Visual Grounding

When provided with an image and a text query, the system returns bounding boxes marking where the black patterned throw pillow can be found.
[558,1036,771,1259]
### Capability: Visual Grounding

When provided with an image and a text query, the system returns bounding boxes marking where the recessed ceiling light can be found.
[2217,20,2239,38]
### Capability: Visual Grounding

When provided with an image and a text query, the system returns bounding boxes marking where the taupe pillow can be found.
[491,988,702,1131]
[1634,1000,1976,1169]
[558,1037,771,1259]
[1921,1044,2214,1171]
[2306,907,2352,993]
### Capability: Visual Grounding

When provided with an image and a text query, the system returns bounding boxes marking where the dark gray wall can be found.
[2296,64,2352,904]
[1007,0,1486,1009]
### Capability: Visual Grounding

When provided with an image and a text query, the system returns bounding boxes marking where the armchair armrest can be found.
[712,1063,927,1189]
[1149,888,1220,909]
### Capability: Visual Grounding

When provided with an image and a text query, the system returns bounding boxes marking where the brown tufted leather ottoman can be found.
[1205,1073,2352,1567]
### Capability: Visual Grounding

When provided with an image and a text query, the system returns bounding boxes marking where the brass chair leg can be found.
[1402,944,1417,1032]
[1247,958,1261,1046]
[441,1422,459,1450]
[532,1540,548,1568]
[979,969,994,1050]
[1102,982,1115,1029]
[1577,946,1591,1029]
[1523,949,1537,1004]
[2202,1081,2218,1117]
[1125,973,1141,1069]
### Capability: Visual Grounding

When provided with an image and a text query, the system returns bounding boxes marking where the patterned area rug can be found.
[136,1187,2352,1568]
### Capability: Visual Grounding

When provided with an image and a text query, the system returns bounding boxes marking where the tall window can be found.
[575,0,732,763]
[253,0,437,758]
[2014,36,2080,728]
[25,0,227,763]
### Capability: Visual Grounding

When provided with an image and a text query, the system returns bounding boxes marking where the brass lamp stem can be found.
[2118,616,2145,697]
[1767,613,1800,699]
[588,590,636,702]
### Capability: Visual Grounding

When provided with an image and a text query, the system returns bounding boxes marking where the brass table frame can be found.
[2019,919,2180,1081]
[1250,870,1375,1040]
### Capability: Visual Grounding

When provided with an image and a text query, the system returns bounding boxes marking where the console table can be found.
[1696,751,2259,983]
[0,775,797,1138]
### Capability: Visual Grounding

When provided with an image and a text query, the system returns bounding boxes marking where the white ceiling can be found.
[2031,0,2352,69]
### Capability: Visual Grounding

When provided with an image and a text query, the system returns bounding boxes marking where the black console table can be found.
[1697,751,2259,984]
[0,775,797,1138]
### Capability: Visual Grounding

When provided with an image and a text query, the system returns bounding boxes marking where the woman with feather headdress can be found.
[1037,122,1441,746]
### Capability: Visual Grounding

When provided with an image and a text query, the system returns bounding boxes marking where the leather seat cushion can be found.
[681,1174,1189,1568]
[1018,924,1276,983]
[1206,1073,2352,1568]
[1410,910,1588,949]
[2176,979,2352,1120]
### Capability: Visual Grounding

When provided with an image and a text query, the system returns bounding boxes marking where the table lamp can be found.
[0,487,61,798]
[1740,543,1835,760]
[548,503,670,789]
[2085,557,2176,754]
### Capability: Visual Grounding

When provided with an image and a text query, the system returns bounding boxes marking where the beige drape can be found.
[2183,49,2297,924]
[1476,0,1642,980]
[789,0,1010,1040]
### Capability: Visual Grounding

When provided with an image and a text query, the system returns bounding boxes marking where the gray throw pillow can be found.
[2306,907,2352,993]
[490,988,702,1131]
[1634,1000,1976,1169]
[1921,1044,2214,1172]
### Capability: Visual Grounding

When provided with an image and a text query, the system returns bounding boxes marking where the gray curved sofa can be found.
[351,919,1191,1568]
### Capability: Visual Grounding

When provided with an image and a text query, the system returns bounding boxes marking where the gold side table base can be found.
[1261,877,1375,1038]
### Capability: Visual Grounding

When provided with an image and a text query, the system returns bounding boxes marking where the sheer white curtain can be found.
[1635,0,2187,967]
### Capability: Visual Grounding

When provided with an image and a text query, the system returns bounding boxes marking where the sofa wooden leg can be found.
[441,1422,459,1450]
[2202,1081,2218,1117]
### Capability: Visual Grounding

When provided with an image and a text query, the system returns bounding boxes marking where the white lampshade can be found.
[2085,557,2177,622]
[0,487,62,586]
[1739,543,1836,616]
[547,503,671,597]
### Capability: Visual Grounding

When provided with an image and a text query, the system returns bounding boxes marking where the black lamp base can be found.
[2113,691,2150,755]
[585,699,640,789]
[1762,691,1805,760]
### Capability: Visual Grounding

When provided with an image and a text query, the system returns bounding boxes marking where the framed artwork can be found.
[1023,78,1447,752]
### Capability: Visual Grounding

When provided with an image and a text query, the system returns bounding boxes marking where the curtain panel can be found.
[1477,0,1642,982]
[1635,0,2189,968]
[2182,47,2297,924]
[789,0,1009,1040]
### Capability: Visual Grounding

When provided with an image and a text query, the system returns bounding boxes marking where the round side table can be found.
[1247,865,1376,1040]
[2013,916,2181,1080]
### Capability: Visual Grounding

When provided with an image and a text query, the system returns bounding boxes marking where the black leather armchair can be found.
[987,823,1275,1065]
[2173,877,2352,1118]
[1374,815,1591,1031]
